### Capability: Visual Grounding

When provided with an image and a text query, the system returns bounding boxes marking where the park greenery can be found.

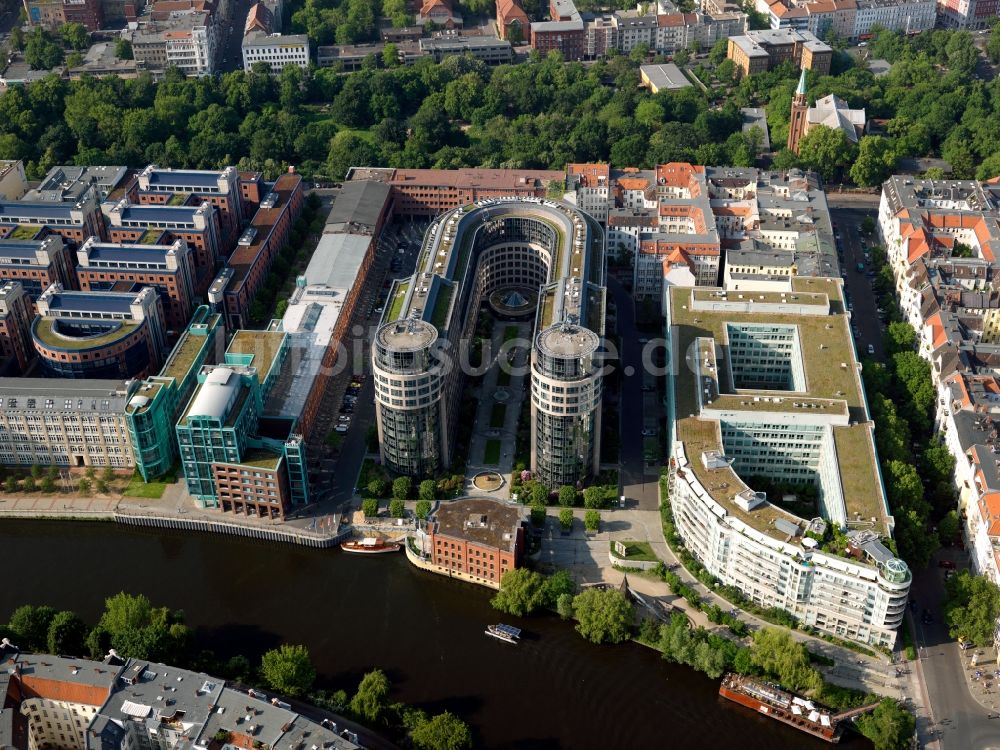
[0,25,990,186]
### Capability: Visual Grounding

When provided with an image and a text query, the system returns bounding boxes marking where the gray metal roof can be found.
[186,367,240,420]
[304,233,371,290]
[46,290,137,315]
[325,180,391,232]
[640,63,691,90]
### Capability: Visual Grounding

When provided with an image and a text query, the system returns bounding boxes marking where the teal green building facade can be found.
[125,306,223,480]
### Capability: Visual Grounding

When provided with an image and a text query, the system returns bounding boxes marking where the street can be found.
[832,206,885,361]
[908,553,999,750]
[835,204,1000,748]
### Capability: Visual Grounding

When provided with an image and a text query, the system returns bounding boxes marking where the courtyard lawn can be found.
[490,403,506,429]
[483,439,502,465]
[611,540,658,562]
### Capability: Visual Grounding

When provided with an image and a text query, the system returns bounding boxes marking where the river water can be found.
[1,520,870,749]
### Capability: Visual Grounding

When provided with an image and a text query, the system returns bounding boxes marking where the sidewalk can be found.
[958,645,1000,713]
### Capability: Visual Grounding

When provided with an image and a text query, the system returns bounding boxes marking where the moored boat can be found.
[719,673,850,742]
[340,537,402,554]
[485,624,521,644]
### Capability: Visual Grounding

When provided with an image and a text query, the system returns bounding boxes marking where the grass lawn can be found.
[503,325,520,343]
[483,439,502,465]
[610,540,657,562]
[489,403,506,429]
[123,473,172,499]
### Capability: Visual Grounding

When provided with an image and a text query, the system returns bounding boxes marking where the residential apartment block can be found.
[0,192,105,247]
[0,644,362,750]
[102,199,222,297]
[129,0,219,76]
[0,281,35,373]
[938,0,1000,28]
[666,279,911,647]
[31,283,166,380]
[215,171,302,329]
[727,28,832,77]
[0,235,75,301]
[878,177,1000,611]
[0,378,137,467]
[75,237,196,333]
[242,32,310,70]
[349,167,563,215]
[129,165,245,253]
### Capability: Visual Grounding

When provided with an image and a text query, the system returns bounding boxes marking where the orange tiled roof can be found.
[19,674,110,707]
[617,177,650,191]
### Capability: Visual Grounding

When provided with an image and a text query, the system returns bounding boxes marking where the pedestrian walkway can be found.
[959,645,1000,713]
[465,319,530,498]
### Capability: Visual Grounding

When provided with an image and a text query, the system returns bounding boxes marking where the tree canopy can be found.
[944,571,1000,646]
[260,644,317,697]
[491,568,546,616]
[410,711,473,750]
[572,588,633,644]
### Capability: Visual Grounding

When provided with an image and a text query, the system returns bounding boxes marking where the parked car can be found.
[334,424,349,433]
[938,559,956,569]
[867,344,875,355]
[641,428,658,437]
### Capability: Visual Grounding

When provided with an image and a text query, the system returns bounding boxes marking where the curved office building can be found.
[373,199,606,485]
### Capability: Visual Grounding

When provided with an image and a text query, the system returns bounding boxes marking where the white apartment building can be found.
[852,0,936,36]
[0,379,138,467]
[666,281,911,648]
[132,11,219,75]
[242,32,311,70]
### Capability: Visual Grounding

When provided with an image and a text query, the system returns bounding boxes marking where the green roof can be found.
[236,448,282,470]
[161,330,210,383]
[33,318,139,350]
[8,224,42,240]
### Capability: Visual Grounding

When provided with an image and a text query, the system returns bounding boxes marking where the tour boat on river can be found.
[485,624,521,644]
[340,537,402,554]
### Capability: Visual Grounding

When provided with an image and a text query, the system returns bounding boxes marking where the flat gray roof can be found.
[304,233,371,290]
[325,180,391,232]
[640,63,691,90]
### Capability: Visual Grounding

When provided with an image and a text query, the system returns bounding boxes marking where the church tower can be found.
[787,68,809,155]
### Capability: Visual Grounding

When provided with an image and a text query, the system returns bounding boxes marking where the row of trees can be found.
[2,593,192,663]
[863,249,958,570]
[0,464,117,494]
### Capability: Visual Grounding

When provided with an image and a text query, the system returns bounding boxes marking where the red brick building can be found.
[61,0,104,30]
[496,0,529,41]
[530,20,585,60]
[212,451,291,519]
[0,281,35,373]
[0,235,75,302]
[221,171,303,329]
[426,497,526,588]
[363,167,563,215]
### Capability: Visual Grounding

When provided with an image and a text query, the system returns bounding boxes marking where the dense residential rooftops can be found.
[24,165,128,203]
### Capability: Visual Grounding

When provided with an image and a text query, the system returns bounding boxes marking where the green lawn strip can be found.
[610,540,657,562]
[483,439,502,465]
[489,403,506,429]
